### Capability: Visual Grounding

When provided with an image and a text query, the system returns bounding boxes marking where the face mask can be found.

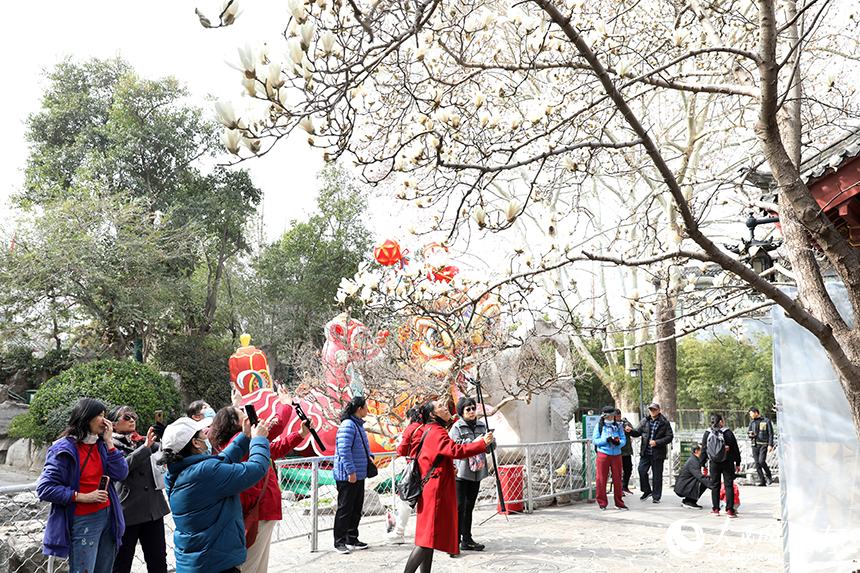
[202,408,216,419]
[203,438,212,454]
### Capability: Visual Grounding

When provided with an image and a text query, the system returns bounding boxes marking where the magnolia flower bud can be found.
[616,58,631,77]
[300,21,316,51]
[221,129,242,155]
[505,199,522,223]
[321,30,335,55]
[195,8,212,28]
[299,116,315,134]
[241,136,262,154]
[215,101,240,129]
[220,0,243,25]
[472,205,487,228]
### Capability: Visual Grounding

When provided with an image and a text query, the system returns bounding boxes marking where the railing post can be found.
[310,459,319,552]
[525,444,533,514]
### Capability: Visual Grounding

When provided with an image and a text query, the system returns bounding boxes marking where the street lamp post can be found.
[629,362,643,420]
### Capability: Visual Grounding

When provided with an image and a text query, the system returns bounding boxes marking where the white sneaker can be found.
[384,532,406,544]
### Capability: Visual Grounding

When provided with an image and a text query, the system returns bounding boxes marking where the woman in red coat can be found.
[404,400,494,573]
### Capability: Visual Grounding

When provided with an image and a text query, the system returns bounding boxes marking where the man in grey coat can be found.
[449,397,495,551]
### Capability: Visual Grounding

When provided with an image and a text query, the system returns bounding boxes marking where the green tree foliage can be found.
[9,359,182,446]
[243,164,373,353]
[0,191,198,358]
[0,347,75,389]
[150,334,234,409]
[4,56,261,354]
[676,334,774,411]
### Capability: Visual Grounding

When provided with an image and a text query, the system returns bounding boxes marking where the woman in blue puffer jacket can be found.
[161,412,270,573]
[332,396,373,554]
[592,405,627,511]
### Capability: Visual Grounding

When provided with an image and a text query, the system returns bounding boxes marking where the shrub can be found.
[150,334,233,410]
[9,359,183,446]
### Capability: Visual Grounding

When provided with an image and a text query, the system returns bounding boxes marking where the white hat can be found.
[162,417,213,453]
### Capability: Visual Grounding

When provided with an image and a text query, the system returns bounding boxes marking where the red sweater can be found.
[228,403,305,521]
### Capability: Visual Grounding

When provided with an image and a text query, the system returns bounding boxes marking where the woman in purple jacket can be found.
[37,399,129,573]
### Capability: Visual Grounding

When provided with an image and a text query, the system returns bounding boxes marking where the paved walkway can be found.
[269,483,782,573]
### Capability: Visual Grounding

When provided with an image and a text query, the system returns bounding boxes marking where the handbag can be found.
[396,430,443,508]
[359,429,379,478]
[243,462,271,549]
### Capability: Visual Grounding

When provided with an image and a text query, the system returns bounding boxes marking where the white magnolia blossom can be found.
[288,0,307,23]
[299,116,315,134]
[287,37,304,67]
[241,77,257,97]
[268,63,284,88]
[300,21,316,50]
[472,93,486,108]
[505,199,523,223]
[616,58,631,77]
[320,30,335,55]
[221,0,243,25]
[594,19,608,37]
[221,128,241,155]
[339,277,359,296]
[227,42,256,79]
[241,136,261,154]
[472,205,487,228]
[214,101,240,129]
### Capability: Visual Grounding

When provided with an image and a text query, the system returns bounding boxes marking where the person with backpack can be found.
[701,414,742,518]
[625,402,673,503]
[592,406,628,510]
[747,407,775,486]
[402,400,494,573]
[384,408,424,545]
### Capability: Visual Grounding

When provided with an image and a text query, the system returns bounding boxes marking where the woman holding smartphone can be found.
[107,405,170,573]
[209,386,310,573]
[37,398,129,573]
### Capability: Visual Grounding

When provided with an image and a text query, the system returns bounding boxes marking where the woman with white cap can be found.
[160,412,270,573]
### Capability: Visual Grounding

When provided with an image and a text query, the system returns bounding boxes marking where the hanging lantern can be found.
[374,239,409,268]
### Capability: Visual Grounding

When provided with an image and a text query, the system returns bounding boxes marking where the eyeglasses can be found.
[122,413,138,421]
[464,406,476,412]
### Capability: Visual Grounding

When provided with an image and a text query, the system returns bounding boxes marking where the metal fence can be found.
[0,440,595,572]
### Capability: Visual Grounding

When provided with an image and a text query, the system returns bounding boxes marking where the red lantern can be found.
[374,239,409,268]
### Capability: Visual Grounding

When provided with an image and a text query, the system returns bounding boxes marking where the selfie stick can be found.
[465,375,507,515]
[292,401,327,452]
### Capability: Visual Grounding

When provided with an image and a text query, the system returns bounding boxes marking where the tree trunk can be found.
[653,289,677,422]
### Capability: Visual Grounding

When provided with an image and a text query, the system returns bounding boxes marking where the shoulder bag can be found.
[396,429,443,508]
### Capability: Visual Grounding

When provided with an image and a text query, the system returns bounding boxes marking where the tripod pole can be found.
[468,376,507,515]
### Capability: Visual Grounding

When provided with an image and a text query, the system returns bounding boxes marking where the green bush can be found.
[9,359,183,446]
[150,334,234,410]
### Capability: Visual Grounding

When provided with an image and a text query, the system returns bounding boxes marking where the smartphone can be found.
[245,404,259,426]
[98,476,110,491]
[155,410,163,424]
[272,380,279,393]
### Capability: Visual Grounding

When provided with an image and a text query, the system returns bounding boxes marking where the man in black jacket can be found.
[701,414,742,517]
[673,443,710,508]
[748,407,775,486]
[626,403,673,503]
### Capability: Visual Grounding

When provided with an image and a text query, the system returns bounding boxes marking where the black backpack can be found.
[396,429,443,508]
[707,427,728,463]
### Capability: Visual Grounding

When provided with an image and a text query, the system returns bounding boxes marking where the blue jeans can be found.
[70,507,116,573]
[638,455,665,500]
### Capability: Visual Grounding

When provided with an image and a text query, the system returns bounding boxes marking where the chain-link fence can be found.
[1,440,595,571]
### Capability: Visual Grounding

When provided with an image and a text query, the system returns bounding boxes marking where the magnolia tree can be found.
[197,0,860,437]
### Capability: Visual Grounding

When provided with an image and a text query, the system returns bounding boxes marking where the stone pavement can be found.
[268,483,782,573]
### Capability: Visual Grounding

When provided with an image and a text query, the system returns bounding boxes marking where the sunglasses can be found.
[464,406,476,412]
[121,413,138,421]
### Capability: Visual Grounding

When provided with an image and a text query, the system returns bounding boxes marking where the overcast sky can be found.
[1,0,331,241]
